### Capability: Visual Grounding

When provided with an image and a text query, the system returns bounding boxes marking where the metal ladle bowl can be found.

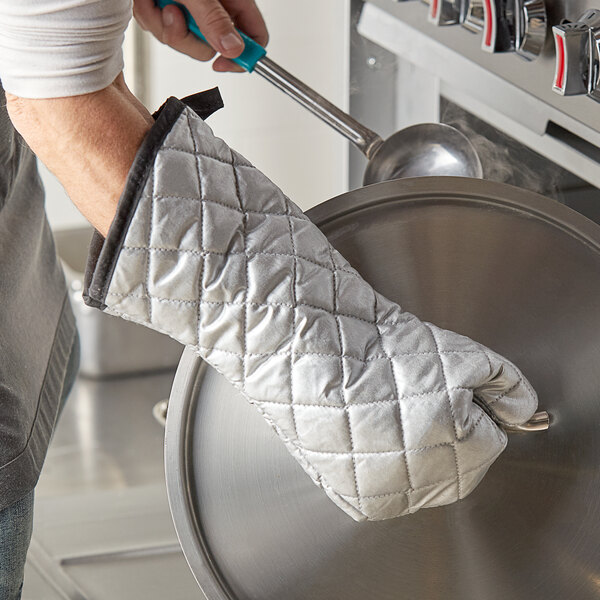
[362,123,483,184]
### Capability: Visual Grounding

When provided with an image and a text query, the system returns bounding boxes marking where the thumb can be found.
[475,359,539,427]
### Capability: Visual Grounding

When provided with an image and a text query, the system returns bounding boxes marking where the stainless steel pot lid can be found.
[166,177,600,600]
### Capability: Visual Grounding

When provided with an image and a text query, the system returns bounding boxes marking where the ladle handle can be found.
[155,0,384,158]
[254,58,383,158]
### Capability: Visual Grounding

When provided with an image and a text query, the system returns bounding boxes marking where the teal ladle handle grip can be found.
[155,0,266,72]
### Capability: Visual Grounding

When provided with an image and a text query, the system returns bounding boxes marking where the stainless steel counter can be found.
[22,370,202,600]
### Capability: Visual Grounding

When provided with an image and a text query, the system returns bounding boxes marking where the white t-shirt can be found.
[0,0,130,98]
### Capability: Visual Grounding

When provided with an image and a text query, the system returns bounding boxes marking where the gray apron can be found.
[0,85,77,511]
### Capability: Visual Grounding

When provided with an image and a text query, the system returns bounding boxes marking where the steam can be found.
[440,100,563,201]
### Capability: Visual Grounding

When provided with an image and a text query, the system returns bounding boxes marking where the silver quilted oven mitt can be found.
[84,92,538,522]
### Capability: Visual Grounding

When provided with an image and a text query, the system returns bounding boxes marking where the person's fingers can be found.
[132,0,164,32]
[133,0,268,71]
[211,0,267,72]
[161,4,217,61]
[178,0,244,58]
[133,0,216,62]
[212,56,244,72]
[222,0,268,47]
[161,3,189,45]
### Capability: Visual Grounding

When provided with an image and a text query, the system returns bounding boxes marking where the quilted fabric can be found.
[85,98,538,521]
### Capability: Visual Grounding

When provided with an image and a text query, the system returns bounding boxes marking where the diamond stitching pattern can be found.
[327,243,362,511]
[100,106,538,521]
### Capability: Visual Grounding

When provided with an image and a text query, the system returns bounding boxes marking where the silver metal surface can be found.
[348,0,399,191]
[357,2,600,187]
[153,399,169,427]
[516,0,548,60]
[427,0,483,29]
[481,0,516,53]
[480,0,547,59]
[502,410,550,433]
[551,21,590,96]
[552,10,600,97]
[364,0,600,135]
[428,0,462,26]
[463,0,484,32]
[587,13,600,101]
[361,122,483,183]
[254,58,483,182]
[166,177,600,600]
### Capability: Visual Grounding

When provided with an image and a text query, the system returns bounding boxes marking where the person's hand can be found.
[133,0,268,72]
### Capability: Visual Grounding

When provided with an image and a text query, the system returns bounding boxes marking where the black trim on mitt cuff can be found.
[83,88,223,310]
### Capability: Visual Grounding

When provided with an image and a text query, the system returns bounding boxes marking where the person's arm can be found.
[6,75,152,236]
[1,0,267,234]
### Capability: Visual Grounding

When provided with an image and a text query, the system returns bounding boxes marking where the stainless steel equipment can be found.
[427,0,547,59]
[165,177,600,600]
[352,0,600,192]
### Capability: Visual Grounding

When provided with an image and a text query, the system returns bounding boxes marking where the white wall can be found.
[44,0,351,230]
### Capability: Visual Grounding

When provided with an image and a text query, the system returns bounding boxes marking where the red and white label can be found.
[482,0,496,51]
[553,30,566,93]
[429,0,440,23]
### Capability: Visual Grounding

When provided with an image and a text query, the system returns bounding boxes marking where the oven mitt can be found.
[84,92,538,522]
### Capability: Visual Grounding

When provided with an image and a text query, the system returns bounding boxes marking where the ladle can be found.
[156,0,483,183]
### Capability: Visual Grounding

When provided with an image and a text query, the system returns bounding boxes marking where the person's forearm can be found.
[6,75,153,236]
[0,0,267,236]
